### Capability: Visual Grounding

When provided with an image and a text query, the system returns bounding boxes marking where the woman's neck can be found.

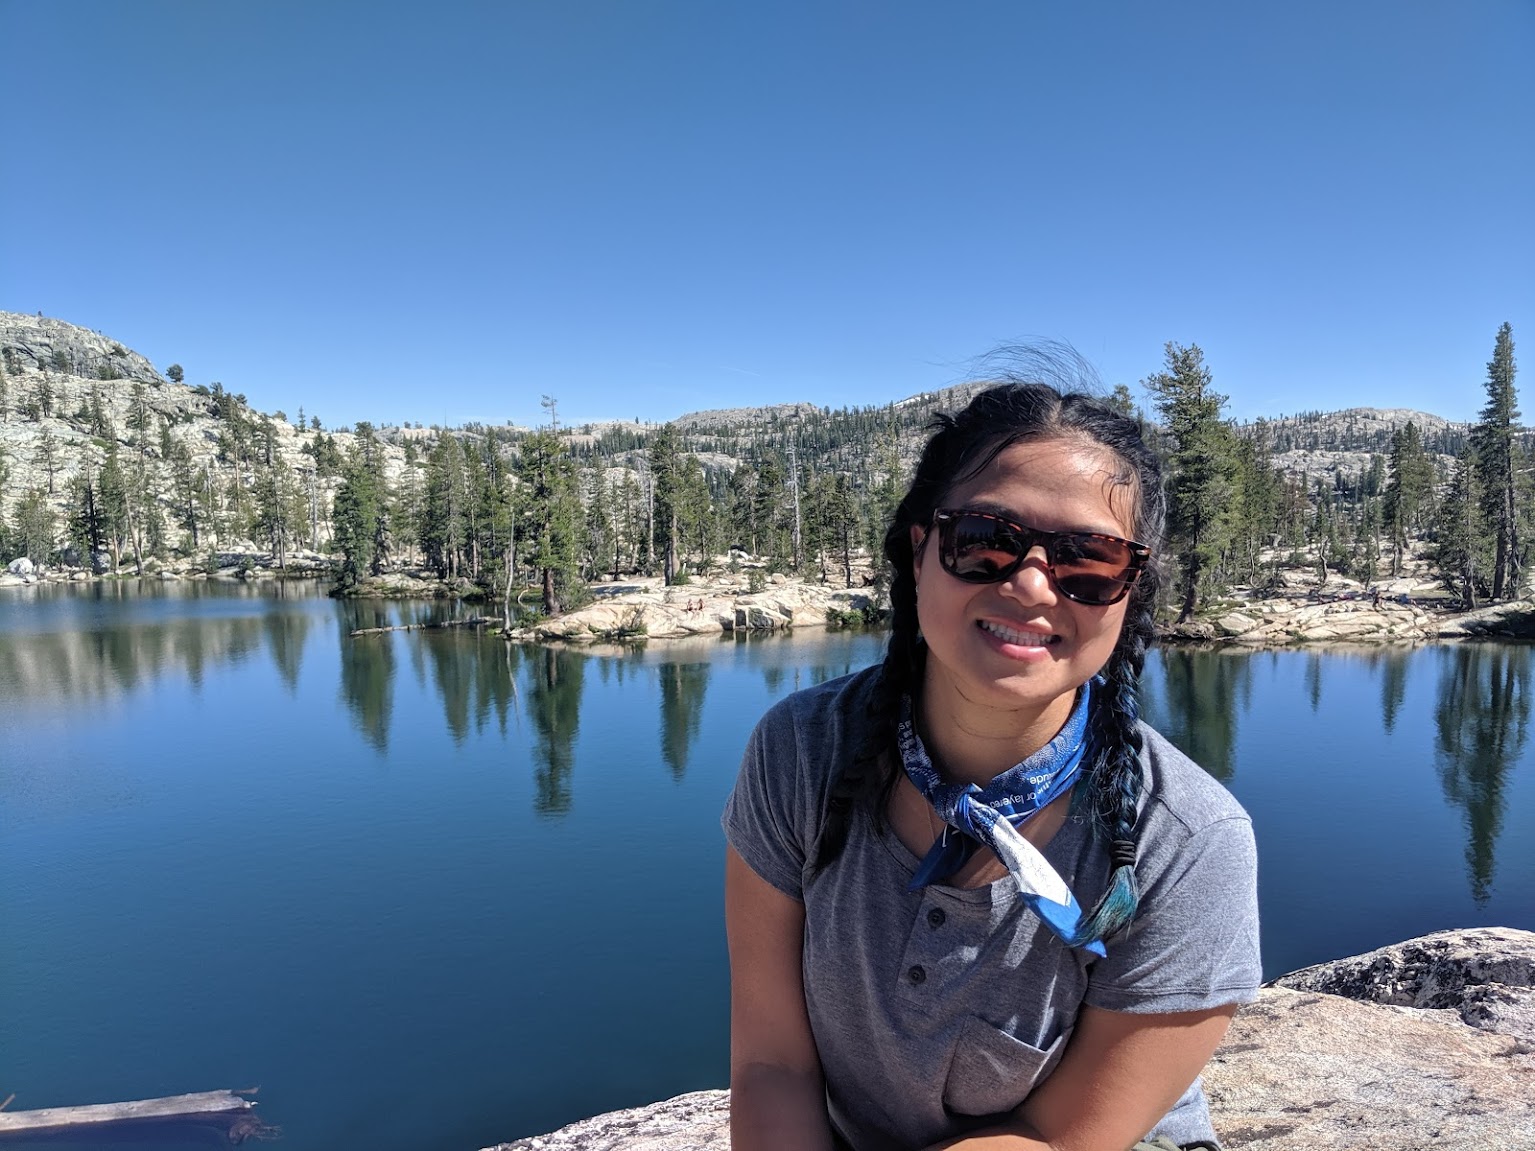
[916,672,1079,787]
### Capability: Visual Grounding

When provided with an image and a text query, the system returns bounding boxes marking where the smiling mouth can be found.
[977,620,1057,647]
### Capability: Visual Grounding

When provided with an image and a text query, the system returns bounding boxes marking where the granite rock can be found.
[482,928,1535,1151]
[1272,926,1535,1047]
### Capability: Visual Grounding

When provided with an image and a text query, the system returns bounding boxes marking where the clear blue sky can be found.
[2,0,1531,430]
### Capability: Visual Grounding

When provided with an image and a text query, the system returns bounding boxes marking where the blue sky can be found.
[2,0,1531,430]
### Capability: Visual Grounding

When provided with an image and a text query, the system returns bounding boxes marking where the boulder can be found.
[6,557,34,576]
[482,928,1535,1151]
[489,1091,730,1151]
[1214,611,1257,636]
[1272,926,1535,1046]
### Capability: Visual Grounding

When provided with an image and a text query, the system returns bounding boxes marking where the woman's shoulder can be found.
[1133,722,1252,837]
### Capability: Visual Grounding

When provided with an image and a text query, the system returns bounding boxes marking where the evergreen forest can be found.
[0,322,1523,626]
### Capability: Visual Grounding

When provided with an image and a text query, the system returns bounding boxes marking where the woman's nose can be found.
[999,546,1057,603]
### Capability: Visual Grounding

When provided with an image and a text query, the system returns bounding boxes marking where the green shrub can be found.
[825,607,857,630]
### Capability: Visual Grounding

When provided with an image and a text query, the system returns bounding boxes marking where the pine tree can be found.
[35,427,61,495]
[1142,343,1235,620]
[66,470,104,567]
[97,446,130,573]
[128,382,152,454]
[1435,449,1488,609]
[1382,421,1434,577]
[254,454,304,569]
[1472,323,1520,598]
[516,428,581,614]
[421,434,469,578]
[649,422,683,583]
[332,423,390,587]
[583,468,616,581]
[13,488,57,564]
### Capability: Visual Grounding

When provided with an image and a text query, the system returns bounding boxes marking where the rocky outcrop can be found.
[0,313,162,387]
[0,312,404,557]
[1206,983,1533,1149]
[508,575,876,643]
[489,1092,730,1151]
[1271,926,1535,1047]
[483,928,1535,1151]
[1203,595,1438,644]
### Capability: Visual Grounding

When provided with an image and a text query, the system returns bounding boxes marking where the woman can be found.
[722,374,1261,1151]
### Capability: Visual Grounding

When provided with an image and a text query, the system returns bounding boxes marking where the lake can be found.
[2,580,1532,1150]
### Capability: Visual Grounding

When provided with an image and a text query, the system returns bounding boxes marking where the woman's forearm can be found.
[922,1119,1054,1151]
[730,1062,837,1151]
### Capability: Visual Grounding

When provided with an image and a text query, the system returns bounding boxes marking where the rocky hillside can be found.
[0,311,1485,574]
[0,312,409,559]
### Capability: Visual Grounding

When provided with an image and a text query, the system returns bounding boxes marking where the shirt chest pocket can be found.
[942,1016,1070,1118]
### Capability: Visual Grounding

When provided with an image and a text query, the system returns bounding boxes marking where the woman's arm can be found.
[725,846,837,1151]
[924,1002,1238,1151]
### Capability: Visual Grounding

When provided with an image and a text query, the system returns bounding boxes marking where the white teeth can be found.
[979,620,1052,646]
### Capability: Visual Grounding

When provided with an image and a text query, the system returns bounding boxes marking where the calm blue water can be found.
[1,581,1532,1150]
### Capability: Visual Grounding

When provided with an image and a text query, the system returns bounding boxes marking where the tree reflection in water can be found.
[1433,644,1529,905]
[658,661,709,780]
[1143,649,1252,782]
[338,602,396,752]
[1377,647,1411,734]
[528,646,586,817]
[263,597,312,693]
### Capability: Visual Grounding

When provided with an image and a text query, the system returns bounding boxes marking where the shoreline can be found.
[7,557,1535,647]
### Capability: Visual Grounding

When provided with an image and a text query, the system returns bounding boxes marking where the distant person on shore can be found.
[724,360,1261,1151]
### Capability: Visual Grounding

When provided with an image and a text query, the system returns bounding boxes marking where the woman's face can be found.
[911,436,1138,735]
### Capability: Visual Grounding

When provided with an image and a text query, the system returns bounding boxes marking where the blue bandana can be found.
[898,684,1105,956]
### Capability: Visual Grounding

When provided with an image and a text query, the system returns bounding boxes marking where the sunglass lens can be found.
[946,515,1022,581]
[940,512,1139,605]
[1054,571,1133,606]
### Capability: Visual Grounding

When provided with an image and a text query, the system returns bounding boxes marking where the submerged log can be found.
[350,615,497,637]
[0,1089,273,1144]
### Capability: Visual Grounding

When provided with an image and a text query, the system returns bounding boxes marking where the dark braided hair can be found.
[813,361,1165,946]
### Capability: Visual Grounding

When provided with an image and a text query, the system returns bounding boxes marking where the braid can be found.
[1067,582,1157,946]
[813,537,922,873]
[811,365,1170,933]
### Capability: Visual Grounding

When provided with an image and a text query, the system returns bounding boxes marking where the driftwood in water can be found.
[0,1088,273,1144]
[350,614,498,637]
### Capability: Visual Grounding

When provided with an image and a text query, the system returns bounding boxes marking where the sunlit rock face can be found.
[483,928,1535,1151]
[1272,926,1535,1046]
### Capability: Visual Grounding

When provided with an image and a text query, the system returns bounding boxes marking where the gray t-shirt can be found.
[723,666,1261,1151]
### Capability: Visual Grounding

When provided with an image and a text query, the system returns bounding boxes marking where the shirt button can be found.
[927,907,946,928]
[908,964,927,985]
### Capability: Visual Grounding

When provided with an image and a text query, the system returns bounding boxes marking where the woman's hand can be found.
[726,846,837,1151]
[922,1002,1238,1151]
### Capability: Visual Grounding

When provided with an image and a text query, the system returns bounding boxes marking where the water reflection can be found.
[528,646,585,816]
[1144,649,1251,781]
[0,580,286,706]
[264,606,312,692]
[341,628,396,752]
[5,584,1531,915]
[658,661,710,779]
[1303,652,1323,713]
[1378,648,1411,734]
[1432,644,1529,905]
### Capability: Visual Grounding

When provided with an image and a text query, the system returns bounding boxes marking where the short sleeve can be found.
[722,704,813,901]
[1084,814,1261,1014]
